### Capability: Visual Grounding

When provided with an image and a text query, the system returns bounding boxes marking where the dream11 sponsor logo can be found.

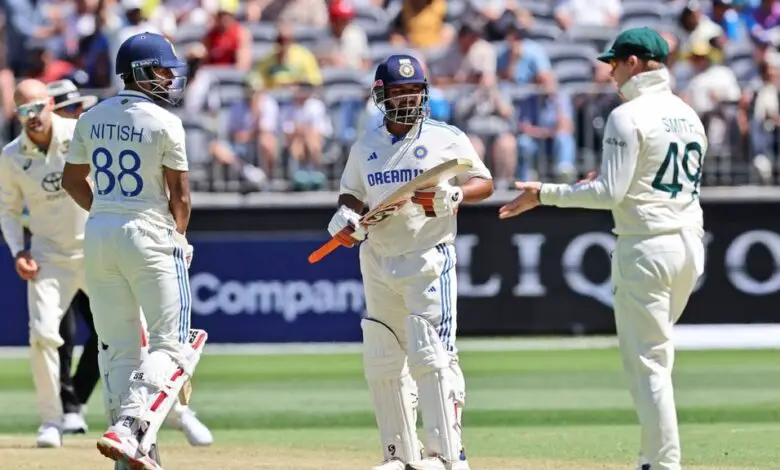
[455,230,780,307]
[189,272,366,321]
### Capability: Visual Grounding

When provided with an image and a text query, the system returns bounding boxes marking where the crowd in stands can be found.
[2,0,780,192]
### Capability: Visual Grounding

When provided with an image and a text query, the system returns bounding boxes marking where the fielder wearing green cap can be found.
[498,26,709,470]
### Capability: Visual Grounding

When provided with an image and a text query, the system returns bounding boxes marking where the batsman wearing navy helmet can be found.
[327,54,494,470]
[62,32,207,469]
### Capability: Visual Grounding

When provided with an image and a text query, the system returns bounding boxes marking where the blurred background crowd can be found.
[2,0,780,192]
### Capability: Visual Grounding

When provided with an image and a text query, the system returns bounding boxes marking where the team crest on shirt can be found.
[413,145,428,159]
[60,139,71,154]
[398,59,415,78]
[21,159,32,171]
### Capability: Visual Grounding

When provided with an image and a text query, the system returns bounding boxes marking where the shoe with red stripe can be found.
[96,423,162,470]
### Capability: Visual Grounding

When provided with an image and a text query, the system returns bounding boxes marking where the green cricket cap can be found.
[597,27,670,63]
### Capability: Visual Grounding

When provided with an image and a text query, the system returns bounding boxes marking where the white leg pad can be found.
[406,315,463,463]
[121,329,207,454]
[98,345,142,426]
[362,318,422,463]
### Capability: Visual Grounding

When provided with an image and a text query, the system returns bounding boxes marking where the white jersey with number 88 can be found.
[66,89,188,230]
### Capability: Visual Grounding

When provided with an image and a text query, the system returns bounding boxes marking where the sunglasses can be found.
[17,100,48,118]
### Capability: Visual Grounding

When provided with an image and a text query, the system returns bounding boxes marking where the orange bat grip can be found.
[308,237,342,264]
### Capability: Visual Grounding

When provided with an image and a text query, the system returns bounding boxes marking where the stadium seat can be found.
[173,23,204,49]
[554,62,594,86]
[251,41,275,62]
[354,5,390,25]
[369,42,423,66]
[247,22,277,42]
[525,23,562,42]
[197,66,247,87]
[357,18,391,43]
[619,2,667,25]
[445,0,467,22]
[516,0,554,21]
[216,84,245,109]
[542,42,598,66]
[321,67,370,87]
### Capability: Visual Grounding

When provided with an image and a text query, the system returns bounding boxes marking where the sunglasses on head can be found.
[17,100,48,118]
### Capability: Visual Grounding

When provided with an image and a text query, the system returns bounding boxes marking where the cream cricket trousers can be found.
[360,242,459,353]
[612,230,705,470]
[83,215,191,422]
[27,257,86,425]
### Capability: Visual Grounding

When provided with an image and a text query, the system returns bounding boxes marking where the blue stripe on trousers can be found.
[170,231,190,344]
[436,243,453,352]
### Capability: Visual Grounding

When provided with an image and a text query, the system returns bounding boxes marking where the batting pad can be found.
[361,318,422,463]
[406,315,462,462]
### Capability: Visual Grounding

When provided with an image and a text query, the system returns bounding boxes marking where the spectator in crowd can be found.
[23,39,77,83]
[209,79,279,191]
[317,0,370,71]
[683,41,742,116]
[199,0,252,71]
[244,0,328,27]
[389,0,454,50]
[74,8,112,88]
[497,22,554,85]
[452,84,514,172]
[46,78,98,119]
[280,82,333,191]
[738,58,780,183]
[4,0,67,76]
[678,0,726,58]
[711,0,747,42]
[430,21,497,87]
[514,79,577,182]
[572,60,623,159]
[467,0,534,41]
[108,0,163,89]
[554,0,621,31]
[254,23,323,89]
[745,0,780,47]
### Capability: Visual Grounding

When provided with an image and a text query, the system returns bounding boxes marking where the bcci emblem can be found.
[398,62,415,78]
[413,145,428,159]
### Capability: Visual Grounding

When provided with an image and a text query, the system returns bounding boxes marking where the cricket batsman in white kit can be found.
[62,32,206,469]
[328,54,494,470]
[498,28,707,470]
[0,79,84,448]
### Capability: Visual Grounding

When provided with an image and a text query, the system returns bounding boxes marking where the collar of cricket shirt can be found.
[619,67,672,102]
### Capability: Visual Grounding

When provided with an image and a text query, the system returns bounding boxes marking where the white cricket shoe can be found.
[405,457,470,470]
[97,421,162,470]
[36,422,62,448]
[371,458,406,470]
[62,412,88,434]
[165,404,213,447]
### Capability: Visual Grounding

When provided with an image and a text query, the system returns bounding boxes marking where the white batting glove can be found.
[327,205,367,248]
[411,185,464,217]
[184,244,194,269]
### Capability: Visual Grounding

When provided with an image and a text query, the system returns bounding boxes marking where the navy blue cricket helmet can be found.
[372,54,429,125]
[115,32,187,105]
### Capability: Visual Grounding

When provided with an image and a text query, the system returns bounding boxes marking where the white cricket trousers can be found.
[27,257,86,424]
[612,229,705,470]
[83,215,191,422]
[360,241,458,352]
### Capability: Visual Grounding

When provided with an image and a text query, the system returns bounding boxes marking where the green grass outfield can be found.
[1,347,779,468]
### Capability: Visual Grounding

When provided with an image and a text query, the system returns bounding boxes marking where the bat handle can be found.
[308,238,342,264]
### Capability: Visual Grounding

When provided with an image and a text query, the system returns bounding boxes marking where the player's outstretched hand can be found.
[412,185,463,217]
[577,171,598,183]
[498,181,542,219]
[14,250,39,281]
[328,206,366,248]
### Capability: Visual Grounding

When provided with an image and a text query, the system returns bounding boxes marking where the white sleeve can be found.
[162,117,189,171]
[449,130,492,185]
[66,121,90,165]
[0,155,25,256]
[339,143,366,202]
[540,107,639,209]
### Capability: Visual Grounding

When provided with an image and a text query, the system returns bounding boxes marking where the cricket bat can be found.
[308,158,474,264]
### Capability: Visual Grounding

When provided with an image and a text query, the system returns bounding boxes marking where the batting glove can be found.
[411,186,464,217]
[327,206,367,248]
[184,244,194,269]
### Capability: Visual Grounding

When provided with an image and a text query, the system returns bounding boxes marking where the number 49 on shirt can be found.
[91,147,144,197]
[652,142,703,199]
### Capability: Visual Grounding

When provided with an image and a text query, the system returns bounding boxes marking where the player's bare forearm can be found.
[62,163,93,211]
[337,193,365,214]
[164,167,191,234]
[460,177,494,204]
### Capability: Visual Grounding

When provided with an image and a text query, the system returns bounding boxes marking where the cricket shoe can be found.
[406,456,470,470]
[97,421,162,470]
[36,422,62,448]
[638,466,651,470]
[371,458,406,470]
[165,404,213,446]
[62,411,88,434]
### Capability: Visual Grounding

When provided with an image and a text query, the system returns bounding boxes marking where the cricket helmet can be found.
[115,32,187,105]
[372,54,429,125]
